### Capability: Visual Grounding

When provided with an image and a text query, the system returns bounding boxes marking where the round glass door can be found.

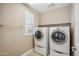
[35,30,43,41]
[51,30,67,44]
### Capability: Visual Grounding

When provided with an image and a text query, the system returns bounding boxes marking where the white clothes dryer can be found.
[49,25,70,56]
[34,27,49,56]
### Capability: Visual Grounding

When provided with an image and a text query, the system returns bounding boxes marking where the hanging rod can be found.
[0,24,24,30]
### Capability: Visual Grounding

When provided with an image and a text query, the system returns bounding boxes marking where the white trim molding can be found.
[21,48,33,56]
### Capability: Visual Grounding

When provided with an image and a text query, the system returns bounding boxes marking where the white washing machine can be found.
[49,25,70,56]
[34,27,49,56]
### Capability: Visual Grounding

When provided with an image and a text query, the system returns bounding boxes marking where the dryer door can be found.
[35,30,43,41]
[51,30,67,45]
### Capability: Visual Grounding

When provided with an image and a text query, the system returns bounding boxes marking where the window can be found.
[25,11,34,36]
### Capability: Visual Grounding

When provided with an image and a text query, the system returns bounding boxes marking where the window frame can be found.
[25,11,34,36]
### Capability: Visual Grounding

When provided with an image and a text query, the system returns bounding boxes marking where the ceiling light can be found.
[48,3,55,7]
[29,3,37,5]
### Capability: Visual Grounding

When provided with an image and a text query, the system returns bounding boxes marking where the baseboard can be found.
[21,48,33,56]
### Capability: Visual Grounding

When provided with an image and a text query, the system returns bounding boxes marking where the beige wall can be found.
[39,6,71,25]
[0,4,2,52]
[0,3,40,56]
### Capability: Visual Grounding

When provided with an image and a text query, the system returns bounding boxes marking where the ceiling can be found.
[26,3,71,14]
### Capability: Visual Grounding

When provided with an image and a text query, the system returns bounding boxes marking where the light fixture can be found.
[48,3,55,7]
[28,3,37,5]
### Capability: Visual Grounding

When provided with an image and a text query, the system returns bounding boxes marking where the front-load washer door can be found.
[35,30,43,41]
[51,30,67,45]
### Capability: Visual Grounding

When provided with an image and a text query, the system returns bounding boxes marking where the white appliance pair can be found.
[33,24,70,56]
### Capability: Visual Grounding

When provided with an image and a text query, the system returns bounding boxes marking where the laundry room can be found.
[0,3,79,56]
